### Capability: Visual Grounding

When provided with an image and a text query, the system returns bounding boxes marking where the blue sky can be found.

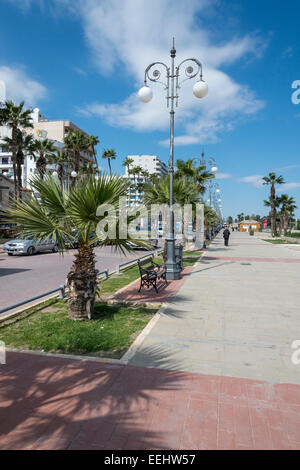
[0,0,300,218]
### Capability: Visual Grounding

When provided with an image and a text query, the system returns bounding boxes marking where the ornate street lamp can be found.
[138,38,208,280]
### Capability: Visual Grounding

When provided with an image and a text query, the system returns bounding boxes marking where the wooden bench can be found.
[137,257,166,294]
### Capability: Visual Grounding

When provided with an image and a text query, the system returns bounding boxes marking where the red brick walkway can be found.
[1,352,300,450]
[114,266,193,303]
[204,256,300,263]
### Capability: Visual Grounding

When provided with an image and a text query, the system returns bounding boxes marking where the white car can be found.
[3,238,58,256]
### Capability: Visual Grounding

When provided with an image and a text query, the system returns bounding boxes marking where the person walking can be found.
[223,227,230,246]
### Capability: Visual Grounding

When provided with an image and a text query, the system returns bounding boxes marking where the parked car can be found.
[3,238,58,256]
[127,238,158,250]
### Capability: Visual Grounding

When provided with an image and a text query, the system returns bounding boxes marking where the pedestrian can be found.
[223,227,230,246]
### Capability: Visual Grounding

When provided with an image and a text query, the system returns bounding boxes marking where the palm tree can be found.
[64,130,90,176]
[101,148,116,176]
[47,150,72,191]
[0,101,33,199]
[5,174,135,320]
[122,157,134,176]
[264,196,281,234]
[130,165,143,205]
[175,158,213,194]
[87,135,100,173]
[278,194,297,235]
[262,173,285,236]
[144,174,199,251]
[31,138,56,179]
[2,130,35,199]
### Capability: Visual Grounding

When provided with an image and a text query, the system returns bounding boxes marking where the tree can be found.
[143,174,199,249]
[2,130,34,200]
[87,135,100,173]
[5,174,135,320]
[175,158,213,194]
[122,157,134,176]
[130,165,143,204]
[101,148,116,176]
[31,138,56,179]
[64,130,90,176]
[264,196,281,234]
[262,173,285,236]
[0,101,33,199]
[47,150,72,191]
[237,213,244,222]
[227,216,233,224]
[278,194,297,235]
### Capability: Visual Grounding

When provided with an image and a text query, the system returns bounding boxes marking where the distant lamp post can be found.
[138,38,208,280]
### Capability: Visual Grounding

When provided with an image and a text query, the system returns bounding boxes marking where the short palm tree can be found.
[175,158,213,194]
[262,173,285,236]
[102,148,116,176]
[278,194,297,235]
[5,174,134,321]
[0,101,33,199]
[2,130,34,200]
[31,138,56,179]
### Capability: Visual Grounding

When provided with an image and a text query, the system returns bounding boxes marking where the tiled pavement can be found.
[1,232,300,449]
[1,351,300,450]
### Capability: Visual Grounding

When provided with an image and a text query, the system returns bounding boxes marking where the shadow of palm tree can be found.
[0,351,192,450]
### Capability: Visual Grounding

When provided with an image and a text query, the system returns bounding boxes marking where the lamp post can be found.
[138,39,208,280]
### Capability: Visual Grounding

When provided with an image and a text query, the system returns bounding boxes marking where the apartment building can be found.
[124,155,168,206]
[0,107,94,189]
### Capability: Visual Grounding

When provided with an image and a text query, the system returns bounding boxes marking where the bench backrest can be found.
[137,256,155,273]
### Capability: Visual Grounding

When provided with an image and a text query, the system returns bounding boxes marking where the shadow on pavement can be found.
[0,268,31,277]
[0,352,191,450]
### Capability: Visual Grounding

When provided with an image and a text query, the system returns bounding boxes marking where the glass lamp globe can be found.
[52,171,58,178]
[71,170,77,178]
[211,166,218,174]
[138,86,153,103]
[193,80,208,99]
[216,189,220,193]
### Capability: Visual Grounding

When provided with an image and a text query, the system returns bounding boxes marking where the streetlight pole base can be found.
[164,238,181,280]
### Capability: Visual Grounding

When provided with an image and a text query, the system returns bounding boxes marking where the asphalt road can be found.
[0,245,162,315]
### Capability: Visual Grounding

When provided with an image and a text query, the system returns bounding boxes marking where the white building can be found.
[124,155,168,206]
[0,107,94,191]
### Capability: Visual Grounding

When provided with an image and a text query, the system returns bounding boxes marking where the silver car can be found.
[3,238,58,256]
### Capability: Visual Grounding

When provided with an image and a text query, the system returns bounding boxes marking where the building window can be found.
[1,158,9,164]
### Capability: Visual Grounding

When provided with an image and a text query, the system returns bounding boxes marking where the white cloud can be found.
[0,65,47,106]
[6,0,265,144]
[64,0,265,144]
[277,183,300,192]
[216,173,232,180]
[237,175,264,188]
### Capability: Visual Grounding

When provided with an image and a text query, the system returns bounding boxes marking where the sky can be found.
[0,0,299,219]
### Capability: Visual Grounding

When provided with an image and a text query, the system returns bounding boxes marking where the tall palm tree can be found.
[264,196,281,234]
[2,130,35,199]
[122,157,134,176]
[5,174,136,320]
[87,135,100,173]
[262,173,285,236]
[64,130,90,176]
[0,101,33,199]
[31,138,56,179]
[47,150,72,191]
[101,148,116,176]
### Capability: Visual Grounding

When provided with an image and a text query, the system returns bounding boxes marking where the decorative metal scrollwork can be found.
[144,62,169,89]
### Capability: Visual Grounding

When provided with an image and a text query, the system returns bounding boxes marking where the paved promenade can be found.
[1,231,300,450]
[129,232,300,384]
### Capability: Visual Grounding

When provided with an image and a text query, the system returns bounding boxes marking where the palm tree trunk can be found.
[12,126,18,199]
[67,245,98,320]
[16,160,22,201]
[108,158,112,176]
[270,184,276,237]
[284,214,289,236]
